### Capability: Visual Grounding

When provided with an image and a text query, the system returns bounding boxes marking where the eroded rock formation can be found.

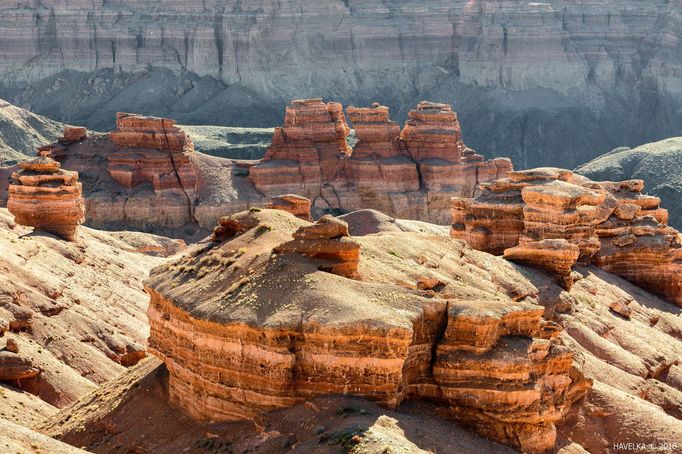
[60,127,86,144]
[107,113,197,193]
[265,194,312,221]
[250,99,511,224]
[6,103,511,234]
[451,168,682,306]
[7,157,85,240]
[274,215,360,279]
[147,208,589,453]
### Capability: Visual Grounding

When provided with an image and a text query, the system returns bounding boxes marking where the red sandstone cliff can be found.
[147,208,589,453]
[2,102,512,234]
[250,99,511,224]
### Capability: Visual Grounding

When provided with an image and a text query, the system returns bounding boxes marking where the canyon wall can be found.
[0,1,681,167]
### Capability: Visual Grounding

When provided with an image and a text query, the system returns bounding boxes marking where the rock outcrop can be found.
[1,104,513,234]
[60,127,86,144]
[107,113,197,193]
[265,194,312,221]
[274,215,360,279]
[249,98,351,198]
[576,136,682,229]
[250,99,511,224]
[7,157,85,240]
[451,168,682,306]
[504,239,580,290]
[147,208,589,453]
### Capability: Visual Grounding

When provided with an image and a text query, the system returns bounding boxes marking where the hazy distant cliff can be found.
[0,0,681,168]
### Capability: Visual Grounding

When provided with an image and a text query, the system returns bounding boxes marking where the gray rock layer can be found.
[0,1,681,168]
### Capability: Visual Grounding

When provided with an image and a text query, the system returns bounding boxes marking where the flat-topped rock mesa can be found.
[107,113,197,193]
[147,207,588,453]
[451,168,682,305]
[7,157,85,241]
[250,99,512,224]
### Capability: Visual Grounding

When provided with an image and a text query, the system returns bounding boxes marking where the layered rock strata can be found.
[250,99,512,224]
[265,194,312,221]
[61,127,86,144]
[147,208,589,453]
[451,168,682,306]
[7,157,85,240]
[249,98,351,198]
[3,103,511,233]
[504,239,580,290]
[274,215,360,279]
[107,113,197,193]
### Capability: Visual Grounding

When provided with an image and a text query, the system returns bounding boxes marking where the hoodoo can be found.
[7,157,85,241]
[249,99,512,223]
[451,168,682,305]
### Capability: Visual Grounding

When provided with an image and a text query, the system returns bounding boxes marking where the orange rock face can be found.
[249,99,511,224]
[451,168,682,306]
[400,101,464,162]
[7,157,85,241]
[107,113,197,193]
[249,98,351,198]
[591,181,682,306]
[147,208,589,453]
[274,215,360,278]
[265,194,312,221]
[504,239,580,290]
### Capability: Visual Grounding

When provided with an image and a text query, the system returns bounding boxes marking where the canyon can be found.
[0,1,681,168]
[0,94,680,451]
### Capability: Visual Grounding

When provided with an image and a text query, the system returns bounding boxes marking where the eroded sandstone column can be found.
[249,98,351,198]
[7,157,85,241]
[107,112,197,193]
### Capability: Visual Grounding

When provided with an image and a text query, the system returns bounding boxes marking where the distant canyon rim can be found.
[0,0,681,168]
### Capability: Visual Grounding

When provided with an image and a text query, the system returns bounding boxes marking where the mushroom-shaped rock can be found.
[275,215,360,279]
[265,194,312,221]
[7,157,85,241]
